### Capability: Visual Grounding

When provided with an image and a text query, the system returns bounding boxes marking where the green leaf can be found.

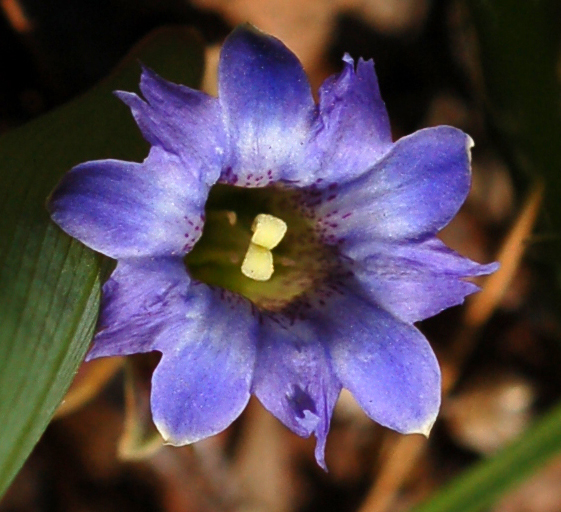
[0,26,204,498]
[411,400,561,512]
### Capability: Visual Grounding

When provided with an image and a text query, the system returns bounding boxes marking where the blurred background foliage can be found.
[1,0,561,511]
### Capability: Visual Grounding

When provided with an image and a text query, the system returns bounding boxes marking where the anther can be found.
[241,214,287,281]
[250,213,287,249]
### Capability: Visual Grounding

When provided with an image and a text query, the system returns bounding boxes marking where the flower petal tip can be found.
[316,454,328,472]
[486,261,501,274]
[466,134,475,164]
[226,23,281,51]
[342,52,354,65]
[417,417,437,438]
[83,350,95,363]
[138,63,165,89]
[408,405,439,438]
[313,428,330,472]
[154,421,195,447]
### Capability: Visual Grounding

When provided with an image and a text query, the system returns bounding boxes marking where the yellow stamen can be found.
[250,213,287,250]
[241,214,287,281]
[241,243,274,281]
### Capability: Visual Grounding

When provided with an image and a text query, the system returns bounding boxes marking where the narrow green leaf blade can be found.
[411,400,561,512]
[0,27,204,498]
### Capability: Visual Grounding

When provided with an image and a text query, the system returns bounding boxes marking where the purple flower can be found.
[48,26,497,469]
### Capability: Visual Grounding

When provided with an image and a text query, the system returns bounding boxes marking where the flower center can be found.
[184,184,336,312]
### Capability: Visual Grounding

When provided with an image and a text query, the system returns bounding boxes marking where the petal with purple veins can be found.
[49,146,207,259]
[315,126,472,251]
[218,26,316,186]
[252,318,341,469]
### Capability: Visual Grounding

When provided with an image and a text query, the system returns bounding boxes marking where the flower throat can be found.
[185,184,333,312]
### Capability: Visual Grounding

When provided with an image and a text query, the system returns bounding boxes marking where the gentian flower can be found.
[48,26,497,469]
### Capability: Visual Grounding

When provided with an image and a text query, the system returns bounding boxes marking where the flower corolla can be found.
[48,26,497,468]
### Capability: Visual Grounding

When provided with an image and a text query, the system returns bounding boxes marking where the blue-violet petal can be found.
[218,26,316,186]
[49,146,207,258]
[116,67,225,186]
[355,238,499,323]
[306,55,393,183]
[151,285,258,445]
[87,258,190,359]
[253,318,341,469]
[325,291,441,436]
[317,126,472,258]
